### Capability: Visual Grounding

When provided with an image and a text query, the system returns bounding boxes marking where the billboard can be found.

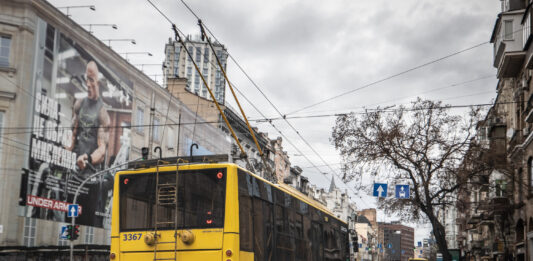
[20,22,132,228]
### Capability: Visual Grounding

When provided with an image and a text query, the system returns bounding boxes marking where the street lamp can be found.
[80,24,118,34]
[101,39,136,48]
[118,52,153,60]
[133,63,166,71]
[56,5,95,17]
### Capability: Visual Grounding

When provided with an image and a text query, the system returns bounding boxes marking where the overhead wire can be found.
[0,99,522,137]
[176,0,372,208]
[290,74,495,116]
[285,26,524,116]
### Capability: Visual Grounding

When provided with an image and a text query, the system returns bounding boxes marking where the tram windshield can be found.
[119,168,226,231]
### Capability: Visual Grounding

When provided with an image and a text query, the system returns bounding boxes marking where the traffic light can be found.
[141,147,149,160]
[66,224,80,241]
[66,225,73,240]
[352,236,358,253]
[72,225,80,240]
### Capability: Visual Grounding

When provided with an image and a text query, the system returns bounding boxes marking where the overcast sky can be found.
[48,0,502,242]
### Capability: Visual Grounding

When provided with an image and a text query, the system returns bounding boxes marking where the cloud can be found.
[48,0,502,239]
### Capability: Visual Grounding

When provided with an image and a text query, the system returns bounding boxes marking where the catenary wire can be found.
[177,0,375,207]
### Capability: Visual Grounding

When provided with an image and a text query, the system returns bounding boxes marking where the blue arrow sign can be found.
[373,183,388,197]
[395,184,410,199]
[378,243,382,249]
[418,241,422,247]
[67,204,79,217]
[60,225,68,239]
[387,243,392,249]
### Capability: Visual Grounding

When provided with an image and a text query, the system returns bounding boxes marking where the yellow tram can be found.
[110,156,349,260]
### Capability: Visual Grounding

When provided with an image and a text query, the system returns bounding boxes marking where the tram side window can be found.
[238,170,253,252]
[253,198,265,261]
[275,205,284,233]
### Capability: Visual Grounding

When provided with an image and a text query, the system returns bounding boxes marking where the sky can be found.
[47,0,502,243]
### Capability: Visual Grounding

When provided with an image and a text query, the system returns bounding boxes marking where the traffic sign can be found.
[377,243,382,249]
[373,183,388,197]
[387,243,392,249]
[60,225,68,239]
[395,184,410,199]
[67,204,79,217]
[418,241,422,247]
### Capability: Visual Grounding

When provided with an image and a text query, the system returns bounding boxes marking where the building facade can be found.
[354,211,377,261]
[163,35,228,103]
[456,0,533,260]
[0,0,230,258]
[377,222,415,261]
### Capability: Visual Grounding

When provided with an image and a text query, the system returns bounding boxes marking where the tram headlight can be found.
[180,230,195,245]
[144,233,156,246]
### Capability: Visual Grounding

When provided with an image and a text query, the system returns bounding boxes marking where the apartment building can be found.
[163,35,228,103]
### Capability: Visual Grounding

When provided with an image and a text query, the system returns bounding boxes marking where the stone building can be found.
[456,0,533,260]
[354,210,378,261]
[0,0,230,258]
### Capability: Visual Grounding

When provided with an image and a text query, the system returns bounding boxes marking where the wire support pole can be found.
[198,20,272,172]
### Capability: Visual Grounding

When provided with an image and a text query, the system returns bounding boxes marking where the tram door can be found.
[311,222,324,261]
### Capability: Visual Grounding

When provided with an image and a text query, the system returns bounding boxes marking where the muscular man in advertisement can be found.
[22,29,132,228]
[67,61,111,177]
[66,61,111,225]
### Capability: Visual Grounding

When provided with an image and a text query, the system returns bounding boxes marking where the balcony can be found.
[508,129,523,153]
[492,197,511,215]
[471,240,483,249]
[492,241,505,254]
[492,10,526,78]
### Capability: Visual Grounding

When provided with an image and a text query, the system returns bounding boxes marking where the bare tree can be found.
[331,98,485,260]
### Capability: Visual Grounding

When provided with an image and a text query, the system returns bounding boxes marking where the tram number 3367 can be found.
[123,233,142,241]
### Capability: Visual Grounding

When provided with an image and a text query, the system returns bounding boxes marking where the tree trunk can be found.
[427,212,452,261]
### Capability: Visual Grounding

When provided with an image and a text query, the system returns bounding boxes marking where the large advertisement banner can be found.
[20,23,132,229]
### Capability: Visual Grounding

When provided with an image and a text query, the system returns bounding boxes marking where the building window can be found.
[0,35,11,67]
[519,168,524,202]
[0,111,4,160]
[504,20,514,40]
[85,226,94,244]
[204,47,210,63]
[136,106,144,134]
[187,46,193,61]
[195,47,201,63]
[529,157,533,195]
[152,118,160,142]
[166,127,175,149]
[194,73,200,93]
[23,217,36,247]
